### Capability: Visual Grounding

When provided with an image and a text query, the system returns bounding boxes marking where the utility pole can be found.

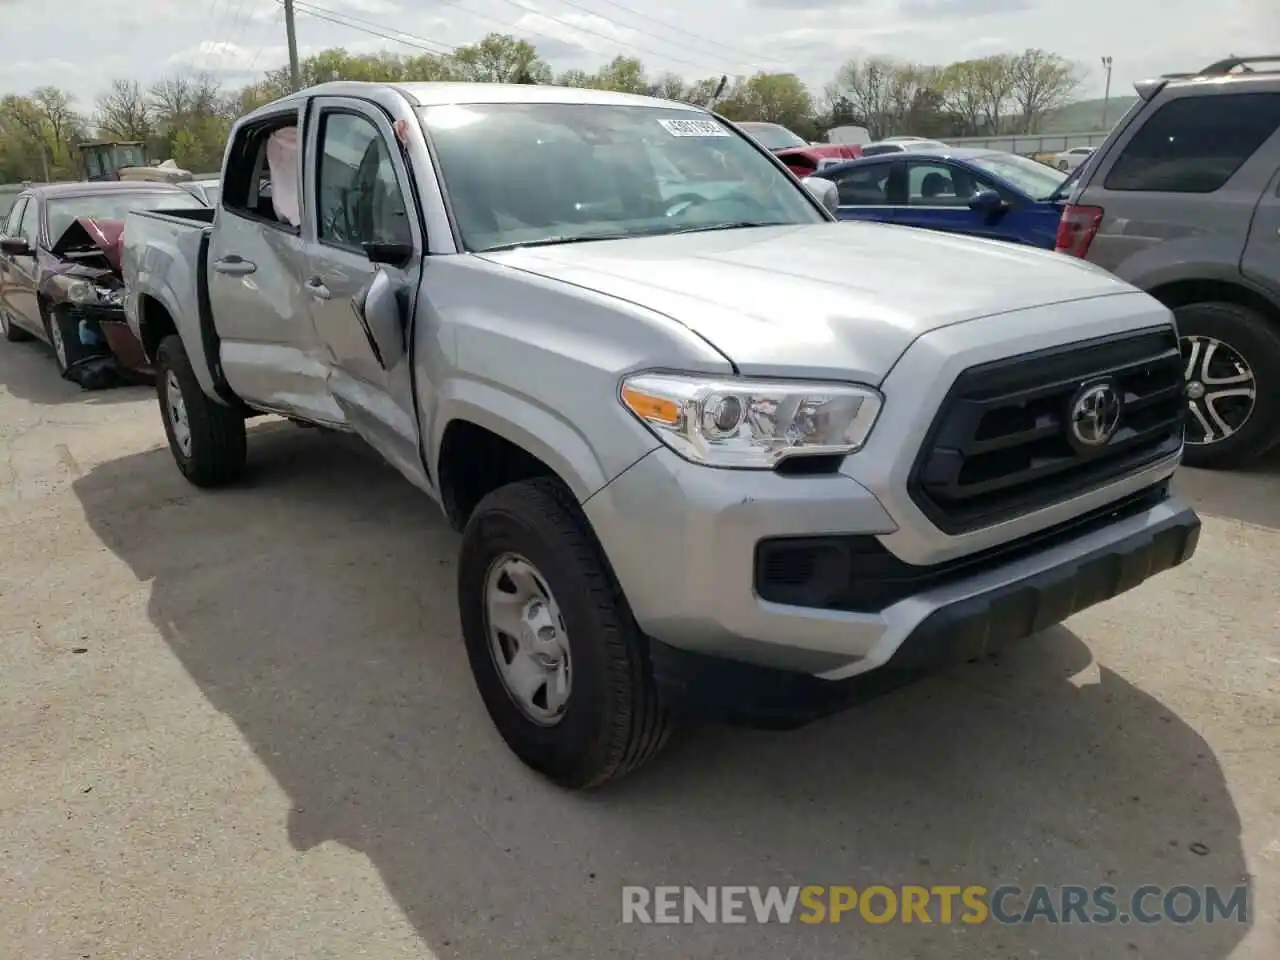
[1100,55,1113,129]
[284,0,301,92]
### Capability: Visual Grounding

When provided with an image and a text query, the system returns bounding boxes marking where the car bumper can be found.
[583,447,1199,685]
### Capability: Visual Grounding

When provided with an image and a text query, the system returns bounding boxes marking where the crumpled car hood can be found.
[477,222,1135,383]
[49,217,125,274]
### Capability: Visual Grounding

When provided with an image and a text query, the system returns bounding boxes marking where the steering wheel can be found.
[663,193,719,218]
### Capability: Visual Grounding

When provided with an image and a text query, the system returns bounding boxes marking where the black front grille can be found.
[909,327,1185,534]
[755,481,1171,614]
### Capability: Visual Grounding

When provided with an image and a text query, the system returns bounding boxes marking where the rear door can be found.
[1241,163,1280,303]
[303,96,427,488]
[1076,86,1280,274]
[822,159,902,223]
[206,104,338,423]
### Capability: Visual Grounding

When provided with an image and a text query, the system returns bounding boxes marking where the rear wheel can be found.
[156,334,247,487]
[1175,301,1280,469]
[458,477,672,788]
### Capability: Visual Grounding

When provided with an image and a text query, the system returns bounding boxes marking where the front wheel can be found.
[1176,301,1280,469]
[1,307,32,342]
[156,335,247,487]
[457,477,673,788]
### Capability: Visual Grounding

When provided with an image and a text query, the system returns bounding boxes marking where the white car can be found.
[1054,146,1095,172]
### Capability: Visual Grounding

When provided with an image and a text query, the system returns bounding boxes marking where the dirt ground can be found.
[1,337,1277,960]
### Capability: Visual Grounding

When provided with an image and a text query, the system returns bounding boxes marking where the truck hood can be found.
[476,222,1134,383]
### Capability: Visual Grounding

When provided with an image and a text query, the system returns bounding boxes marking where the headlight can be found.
[65,280,98,304]
[620,373,882,469]
[63,279,121,307]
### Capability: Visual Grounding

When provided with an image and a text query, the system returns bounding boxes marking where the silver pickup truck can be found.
[122,81,1200,788]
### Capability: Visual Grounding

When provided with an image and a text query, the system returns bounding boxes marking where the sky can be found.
[0,0,1276,114]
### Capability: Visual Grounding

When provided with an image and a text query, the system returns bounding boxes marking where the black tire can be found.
[156,334,247,487]
[1175,301,1280,470]
[458,477,672,788]
[45,304,93,376]
[1,306,32,342]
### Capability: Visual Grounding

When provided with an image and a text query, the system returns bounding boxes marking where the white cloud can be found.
[0,0,1276,111]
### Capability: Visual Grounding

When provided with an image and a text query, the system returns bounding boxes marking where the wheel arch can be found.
[1147,277,1280,330]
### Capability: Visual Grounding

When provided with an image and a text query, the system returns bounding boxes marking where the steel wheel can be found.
[1181,334,1257,446]
[164,369,194,458]
[483,553,571,726]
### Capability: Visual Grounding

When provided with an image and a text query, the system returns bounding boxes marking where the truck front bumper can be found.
[583,447,1198,700]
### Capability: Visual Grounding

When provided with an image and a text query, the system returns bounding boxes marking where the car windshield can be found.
[419,102,825,252]
[738,122,807,150]
[45,191,206,242]
[968,152,1067,200]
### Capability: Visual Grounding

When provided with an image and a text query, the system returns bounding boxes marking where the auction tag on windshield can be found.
[657,117,729,137]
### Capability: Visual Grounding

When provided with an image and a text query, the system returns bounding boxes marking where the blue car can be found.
[812,148,1071,249]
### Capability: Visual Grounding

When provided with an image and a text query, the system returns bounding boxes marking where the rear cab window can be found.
[1102,92,1280,193]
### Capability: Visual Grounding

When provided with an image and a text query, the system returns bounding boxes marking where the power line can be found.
[481,0,714,71]
[555,0,787,69]
[282,0,458,55]
[281,0,730,75]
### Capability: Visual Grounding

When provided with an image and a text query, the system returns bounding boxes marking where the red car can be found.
[0,181,206,388]
[736,122,863,176]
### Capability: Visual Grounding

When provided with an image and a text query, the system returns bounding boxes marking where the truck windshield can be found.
[419,102,826,252]
[46,191,206,243]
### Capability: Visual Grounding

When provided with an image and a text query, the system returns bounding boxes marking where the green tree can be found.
[590,56,648,94]
[450,33,550,84]
[716,72,813,133]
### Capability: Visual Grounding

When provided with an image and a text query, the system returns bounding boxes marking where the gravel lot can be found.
[1,336,1277,960]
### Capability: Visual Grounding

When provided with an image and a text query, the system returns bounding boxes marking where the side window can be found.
[222,115,300,230]
[829,165,891,205]
[5,198,27,236]
[316,111,411,251]
[906,161,978,206]
[19,201,39,246]
[1104,92,1280,193]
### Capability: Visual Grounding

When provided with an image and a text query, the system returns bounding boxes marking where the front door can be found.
[7,199,44,336]
[303,96,428,491]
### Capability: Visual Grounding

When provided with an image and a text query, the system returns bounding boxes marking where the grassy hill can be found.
[1040,96,1139,133]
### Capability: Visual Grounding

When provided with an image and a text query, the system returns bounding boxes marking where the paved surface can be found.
[1,335,1277,960]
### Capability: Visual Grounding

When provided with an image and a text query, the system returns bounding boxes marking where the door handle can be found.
[213,255,257,276]
[305,277,331,300]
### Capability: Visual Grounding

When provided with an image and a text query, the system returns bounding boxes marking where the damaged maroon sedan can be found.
[0,181,206,389]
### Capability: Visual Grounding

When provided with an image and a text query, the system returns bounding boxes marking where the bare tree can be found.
[96,79,151,140]
[149,72,224,129]
[1009,49,1081,133]
[831,56,910,140]
[29,85,82,156]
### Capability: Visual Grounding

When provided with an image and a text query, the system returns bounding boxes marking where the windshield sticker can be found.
[657,118,730,138]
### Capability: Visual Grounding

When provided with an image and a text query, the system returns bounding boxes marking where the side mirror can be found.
[800,176,840,215]
[353,268,408,370]
[0,236,32,256]
[362,240,413,268]
[968,189,1008,216]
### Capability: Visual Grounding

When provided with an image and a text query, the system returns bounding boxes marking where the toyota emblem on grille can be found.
[1068,380,1122,449]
